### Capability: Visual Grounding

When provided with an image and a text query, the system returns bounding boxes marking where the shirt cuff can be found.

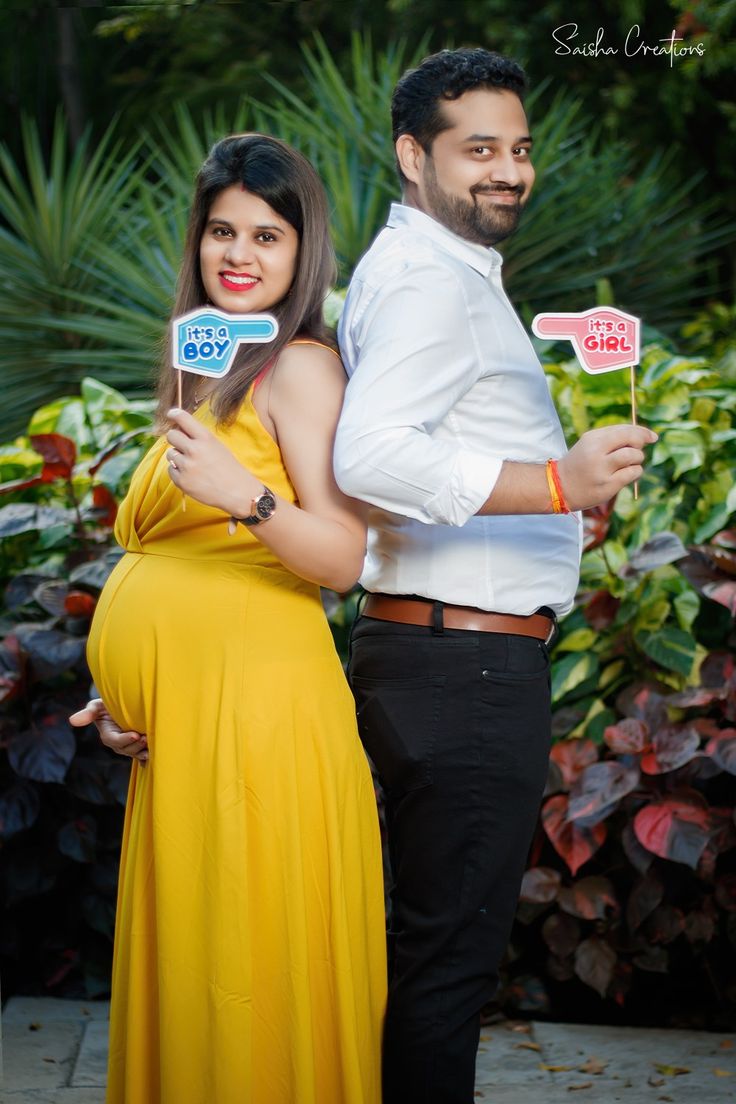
[423,450,503,526]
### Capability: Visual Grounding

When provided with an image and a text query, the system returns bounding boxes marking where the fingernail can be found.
[168,407,183,416]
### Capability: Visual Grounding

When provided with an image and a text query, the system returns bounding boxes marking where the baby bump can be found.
[87,552,257,734]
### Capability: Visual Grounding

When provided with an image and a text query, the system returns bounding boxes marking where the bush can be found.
[499,333,736,1027]
[0,380,153,996]
[1,325,734,1013]
[2,33,735,434]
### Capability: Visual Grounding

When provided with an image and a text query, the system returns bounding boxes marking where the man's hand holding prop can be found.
[532,307,642,499]
[171,308,278,508]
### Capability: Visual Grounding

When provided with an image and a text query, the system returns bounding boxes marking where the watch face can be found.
[255,491,276,520]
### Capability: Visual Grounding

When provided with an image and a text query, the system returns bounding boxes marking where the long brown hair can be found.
[156,133,337,427]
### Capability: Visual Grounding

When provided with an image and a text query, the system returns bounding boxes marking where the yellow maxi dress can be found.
[86,376,386,1104]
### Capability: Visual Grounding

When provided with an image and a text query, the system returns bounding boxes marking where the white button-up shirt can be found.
[335,203,582,616]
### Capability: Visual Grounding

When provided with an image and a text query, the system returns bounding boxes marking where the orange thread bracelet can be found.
[546,459,570,514]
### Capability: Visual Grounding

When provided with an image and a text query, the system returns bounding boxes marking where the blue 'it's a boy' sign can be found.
[172,307,279,377]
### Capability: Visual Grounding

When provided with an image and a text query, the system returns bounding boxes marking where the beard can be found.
[423,157,525,246]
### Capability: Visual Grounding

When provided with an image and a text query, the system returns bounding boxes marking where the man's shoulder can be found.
[351,223,466,293]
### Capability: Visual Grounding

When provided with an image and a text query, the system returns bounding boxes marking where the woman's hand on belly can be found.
[69,699,149,764]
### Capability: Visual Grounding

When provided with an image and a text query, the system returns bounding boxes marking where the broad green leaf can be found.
[556,627,597,653]
[673,589,700,631]
[637,627,697,676]
[551,653,599,702]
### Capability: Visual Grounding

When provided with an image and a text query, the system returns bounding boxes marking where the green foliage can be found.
[0,116,152,435]
[0,383,153,997]
[499,336,736,1025]
[254,32,425,277]
[2,33,734,437]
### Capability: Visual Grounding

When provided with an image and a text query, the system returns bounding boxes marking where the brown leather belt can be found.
[363,595,555,642]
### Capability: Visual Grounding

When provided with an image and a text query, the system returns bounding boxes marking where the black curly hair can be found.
[391,48,528,183]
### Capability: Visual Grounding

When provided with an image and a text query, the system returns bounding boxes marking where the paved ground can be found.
[2,997,735,1103]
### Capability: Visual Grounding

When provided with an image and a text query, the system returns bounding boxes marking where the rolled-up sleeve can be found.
[335,262,502,526]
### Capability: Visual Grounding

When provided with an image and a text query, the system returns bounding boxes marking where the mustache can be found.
[471,184,524,198]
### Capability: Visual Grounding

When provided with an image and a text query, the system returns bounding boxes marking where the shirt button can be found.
[481,670,492,680]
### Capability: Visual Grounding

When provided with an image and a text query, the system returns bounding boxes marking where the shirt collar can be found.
[386,202,503,277]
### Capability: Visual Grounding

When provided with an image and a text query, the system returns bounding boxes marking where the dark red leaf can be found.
[0,502,72,538]
[505,974,549,1014]
[666,686,726,707]
[542,911,581,957]
[550,739,599,789]
[543,757,565,797]
[704,729,736,776]
[715,874,736,912]
[551,705,587,739]
[546,953,575,981]
[697,843,718,881]
[15,627,85,681]
[640,725,701,775]
[712,529,736,549]
[684,910,716,943]
[0,782,40,839]
[609,961,633,1007]
[91,484,118,527]
[582,498,616,552]
[33,580,69,616]
[678,548,736,614]
[583,590,621,630]
[621,821,653,873]
[633,797,711,868]
[88,426,149,476]
[57,814,97,863]
[616,683,669,730]
[7,713,76,783]
[574,936,616,997]
[3,851,56,908]
[64,590,97,618]
[632,943,669,973]
[604,718,649,754]
[709,806,736,854]
[700,651,735,688]
[0,474,44,494]
[44,949,79,991]
[643,904,685,944]
[626,873,664,932]
[558,875,619,921]
[620,532,688,577]
[65,757,130,806]
[568,762,640,825]
[541,794,607,876]
[5,572,55,610]
[519,866,561,904]
[30,433,77,481]
[0,637,24,705]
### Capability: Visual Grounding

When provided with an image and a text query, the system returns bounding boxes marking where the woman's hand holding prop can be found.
[171,307,278,509]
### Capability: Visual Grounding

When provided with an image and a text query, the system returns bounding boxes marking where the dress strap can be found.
[251,356,276,395]
[286,338,342,362]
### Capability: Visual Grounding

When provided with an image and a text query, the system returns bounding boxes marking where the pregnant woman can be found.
[71,134,385,1104]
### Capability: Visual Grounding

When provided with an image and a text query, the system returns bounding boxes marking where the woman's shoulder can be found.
[282,335,342,362]
[269,335,346,411]
[273,336,344,381]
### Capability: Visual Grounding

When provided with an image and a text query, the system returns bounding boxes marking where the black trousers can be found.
[349,611,552,1104]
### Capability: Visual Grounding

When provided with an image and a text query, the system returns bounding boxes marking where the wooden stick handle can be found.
[630,365,639,501]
